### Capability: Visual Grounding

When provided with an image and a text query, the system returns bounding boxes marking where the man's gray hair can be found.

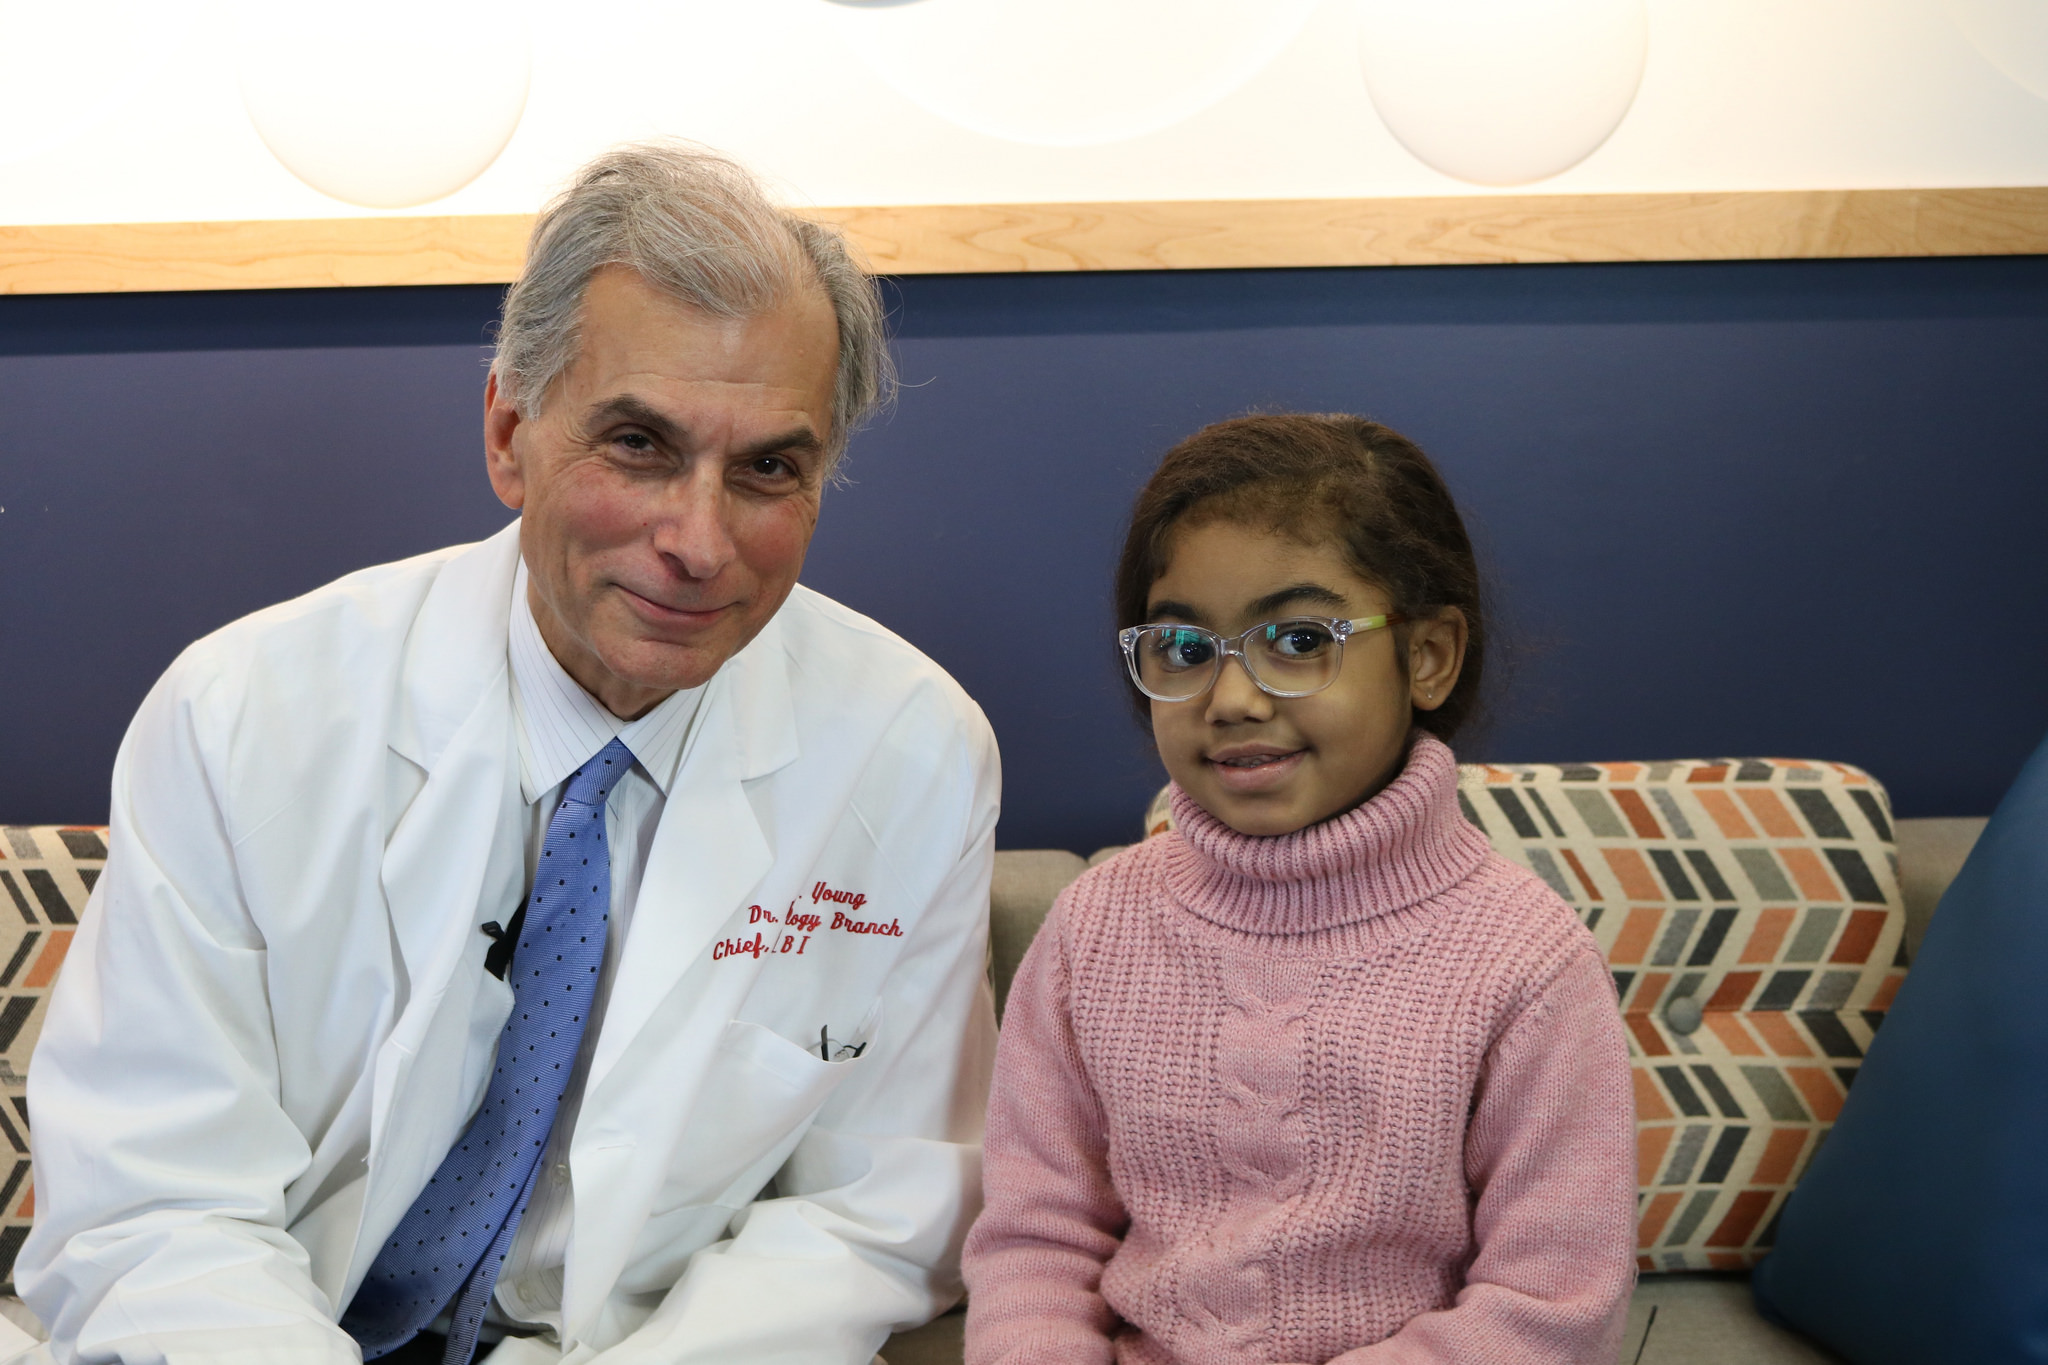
[493,141,893,461]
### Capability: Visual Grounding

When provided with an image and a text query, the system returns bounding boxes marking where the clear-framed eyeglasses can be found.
[1119,614,1407,702]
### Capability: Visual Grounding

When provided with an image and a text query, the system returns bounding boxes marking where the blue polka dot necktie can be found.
[344,738,633,1364]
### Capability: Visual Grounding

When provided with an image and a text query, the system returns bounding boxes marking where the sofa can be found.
[0,759,1988,1364]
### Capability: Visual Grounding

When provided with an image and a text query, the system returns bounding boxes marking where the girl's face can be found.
[1146,516,1467,837]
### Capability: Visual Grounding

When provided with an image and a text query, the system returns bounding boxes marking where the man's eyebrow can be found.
[581,397,824,463]
[1247,582,1350,616]
[582,394,685,444]
[735,424,825,460]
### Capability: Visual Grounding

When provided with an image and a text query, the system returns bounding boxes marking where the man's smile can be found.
[615,581,738,625]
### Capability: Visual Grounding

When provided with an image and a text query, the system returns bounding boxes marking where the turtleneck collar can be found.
[1160,730,1492,937]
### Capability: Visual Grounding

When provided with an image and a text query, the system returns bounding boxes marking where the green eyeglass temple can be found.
[1118,614,1407,702]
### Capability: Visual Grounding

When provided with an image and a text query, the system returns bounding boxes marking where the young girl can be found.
[963,415,1636,1364]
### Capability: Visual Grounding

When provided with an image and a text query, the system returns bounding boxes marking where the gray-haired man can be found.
[19,143,999,1365]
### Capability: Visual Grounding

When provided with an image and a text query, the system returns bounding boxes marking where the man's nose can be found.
[652,465,739,580]
[1204,650,1274,724]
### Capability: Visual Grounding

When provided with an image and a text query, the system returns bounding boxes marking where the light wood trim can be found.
[818,187,2048,273]
[0,215,535,294]
[4,187,2045,294]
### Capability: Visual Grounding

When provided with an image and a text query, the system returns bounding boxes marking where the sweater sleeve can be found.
[1329,947,1638,1365]
[961,896,1126,1365]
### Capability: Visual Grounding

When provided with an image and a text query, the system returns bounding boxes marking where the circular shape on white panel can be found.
[0,1,163,164]
[825,0,1320,148]
[1356,0,1648,186]
[1945,0,2048,100]
[235,0,530,209]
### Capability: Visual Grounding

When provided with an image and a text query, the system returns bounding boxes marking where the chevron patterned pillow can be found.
[0,825,100,1294]
[1145,757,1905,1274]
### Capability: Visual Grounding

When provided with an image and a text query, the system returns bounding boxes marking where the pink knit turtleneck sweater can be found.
[963,733,1636,1365]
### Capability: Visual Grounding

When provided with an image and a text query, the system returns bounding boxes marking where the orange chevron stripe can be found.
[1602,848,1665,901]
[1830,909,1888,964]
[1694,789,1756,838]
[23,928,73,988]
[1738,788,1805,838]
[1609,907,1663,964]
[1703,1011,1765,1056]
[1752,1128,1810,1186]
[1706,1190,1775,1247]
[1632,1066,1673,1122]
[1625,1012,1672,1057]
[1739,908,1796,963]
[1637,1190,1682,1248]
[1786,1067,1845,1122]
[1777,847,1843,901]
[1748,1012,1814,1058]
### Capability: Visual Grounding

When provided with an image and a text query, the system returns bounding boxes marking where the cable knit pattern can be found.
[964,734,1637,1365]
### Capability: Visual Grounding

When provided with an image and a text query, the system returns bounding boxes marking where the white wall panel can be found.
[0,0,2042,227]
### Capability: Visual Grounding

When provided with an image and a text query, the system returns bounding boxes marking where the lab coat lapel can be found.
[349,523,528,1303]
[586,612,797,1090]
[562,614,800,1338]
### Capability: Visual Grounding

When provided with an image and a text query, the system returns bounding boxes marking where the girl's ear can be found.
[1408,606,1468,712]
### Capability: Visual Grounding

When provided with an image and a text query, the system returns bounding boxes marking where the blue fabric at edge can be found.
[1753,726,2048,1364]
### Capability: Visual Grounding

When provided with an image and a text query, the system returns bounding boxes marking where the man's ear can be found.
[1408,607,1469,712]
[483,371,528,512]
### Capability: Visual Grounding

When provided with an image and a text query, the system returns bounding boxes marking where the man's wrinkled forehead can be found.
[542,266,837,431]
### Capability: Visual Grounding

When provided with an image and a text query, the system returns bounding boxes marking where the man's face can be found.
[485,266,841,719]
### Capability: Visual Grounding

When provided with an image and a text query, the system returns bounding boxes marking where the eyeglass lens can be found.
[1130,619,1343,699]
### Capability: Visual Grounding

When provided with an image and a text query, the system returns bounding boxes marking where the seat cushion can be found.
[0,825,102,1292]
[1145,758,1907,1273]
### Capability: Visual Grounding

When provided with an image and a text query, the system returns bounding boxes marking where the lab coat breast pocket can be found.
[624,1018,871,1289]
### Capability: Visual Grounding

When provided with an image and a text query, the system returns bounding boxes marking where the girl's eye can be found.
[1152,629,1215,671]
[1267,623,1335,659]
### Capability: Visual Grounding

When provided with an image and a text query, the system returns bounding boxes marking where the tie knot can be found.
[563,737,635,809]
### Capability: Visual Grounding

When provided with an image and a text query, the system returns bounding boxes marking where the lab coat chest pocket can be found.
[623,1016,873,1285]
[614,1015,872,1293]
[654,1015,872,1212]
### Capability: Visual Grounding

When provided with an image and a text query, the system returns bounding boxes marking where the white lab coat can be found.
[16,522,1001,1365]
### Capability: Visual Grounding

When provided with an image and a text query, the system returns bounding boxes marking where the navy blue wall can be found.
[4,258,2045,850]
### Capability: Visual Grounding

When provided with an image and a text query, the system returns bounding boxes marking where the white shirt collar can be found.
[509,562,703,804]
